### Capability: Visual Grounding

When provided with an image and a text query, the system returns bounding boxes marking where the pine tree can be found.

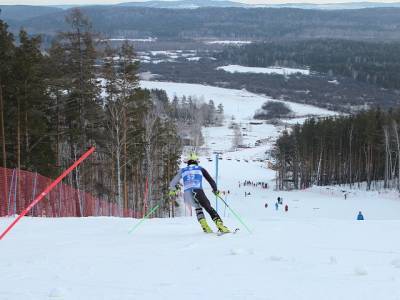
[0,20,15,215]
[14,30,55,175]
[47,9,101,216]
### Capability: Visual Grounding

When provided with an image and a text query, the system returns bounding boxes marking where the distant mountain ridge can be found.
[1,1,400,15]
[263,2,400,9]
[0,5,62,21]
[1,3,400,43]
[116,0,248,8]
[113,0,400,9]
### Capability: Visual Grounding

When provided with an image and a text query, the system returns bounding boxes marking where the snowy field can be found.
[204,40,253,45]
[1,82,400,300]
[136,50,209,64]
[217,65,311,76]
[105,37,157,42]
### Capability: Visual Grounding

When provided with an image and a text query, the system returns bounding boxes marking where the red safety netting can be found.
[0,167,140,218]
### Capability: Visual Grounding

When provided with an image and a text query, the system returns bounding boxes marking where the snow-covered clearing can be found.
[137,50,207,64]
[105,37,157,42]
[1,81,399,300]
[217,64,311,76]
[140,80,337,152]
[140,81,335,120]
[186,56,202,61]
[205,40,253,45]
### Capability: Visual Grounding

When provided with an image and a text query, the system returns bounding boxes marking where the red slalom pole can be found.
[0,147,96,240]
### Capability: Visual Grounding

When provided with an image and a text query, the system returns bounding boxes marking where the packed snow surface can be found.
[1,82,399,300]
[217,64,310,76]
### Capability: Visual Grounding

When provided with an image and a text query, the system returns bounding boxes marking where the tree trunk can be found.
[123,108,128,216]
[0,78,8,215]
[16,97,21,212]
[384,126,389,189]
[393,121,400,191]
[349,125,353,186]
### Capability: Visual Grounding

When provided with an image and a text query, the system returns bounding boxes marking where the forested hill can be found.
[219,40,400,90]
[2,6,400,41]
[0,5,63,21]
[115,0,248,8]
[274,109,400,190]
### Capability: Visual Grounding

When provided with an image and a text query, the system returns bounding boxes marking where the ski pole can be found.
[128,201,162,234]
[216,194,252,234]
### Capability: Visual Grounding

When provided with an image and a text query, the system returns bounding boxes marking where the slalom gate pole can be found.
[216,194,252,234]
[0,147,96,240]
[128,200,162,234]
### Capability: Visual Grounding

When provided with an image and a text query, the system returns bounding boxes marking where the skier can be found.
[285,204,288,212]
[168,153,230,234]
[275,202,279,211]
[357,211,364,220]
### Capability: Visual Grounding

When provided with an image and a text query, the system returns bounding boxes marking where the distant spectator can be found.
[357,211,364,220]
[285,204,288,212]
[275,202,279,211]
[265,203,268,208]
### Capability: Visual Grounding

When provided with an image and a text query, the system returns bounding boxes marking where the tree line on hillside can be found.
[3,7,400,43]
[218,40,400,90]
[171,95,224,147]
[0,10,182,217]
[146,91,224,147]
[273,109,400,191]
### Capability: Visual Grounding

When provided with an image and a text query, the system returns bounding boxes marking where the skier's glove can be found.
[168,188,178,198]
[213,190,222,198]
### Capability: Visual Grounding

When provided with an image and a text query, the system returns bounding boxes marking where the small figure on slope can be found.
[357,211,364,220]
[285,204,288,212]
[169,153,230,234]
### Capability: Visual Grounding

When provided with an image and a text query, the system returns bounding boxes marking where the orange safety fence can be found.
[0,167,140,218]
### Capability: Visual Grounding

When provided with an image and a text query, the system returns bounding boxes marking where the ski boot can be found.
[213,218,230,234]
[199,218,213,233]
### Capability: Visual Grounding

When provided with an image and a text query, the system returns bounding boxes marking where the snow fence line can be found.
[0,156,141,220]
[0,147,97,240]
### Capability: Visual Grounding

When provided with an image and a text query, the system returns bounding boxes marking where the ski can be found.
[216,228,240,236]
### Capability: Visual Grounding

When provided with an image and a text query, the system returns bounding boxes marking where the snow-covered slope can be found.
[1,82,399,300]
[140,80,338,153]
[217,65,311,76]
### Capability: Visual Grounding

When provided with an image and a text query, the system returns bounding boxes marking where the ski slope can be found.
[1,82,400,300]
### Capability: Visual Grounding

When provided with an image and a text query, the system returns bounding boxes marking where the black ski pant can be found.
[192,189,220,221]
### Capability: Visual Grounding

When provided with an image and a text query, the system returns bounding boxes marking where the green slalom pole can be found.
[216,194,252,234]
[128,202,161,234]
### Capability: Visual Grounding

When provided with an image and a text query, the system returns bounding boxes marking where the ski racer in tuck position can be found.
[168,153,230,234]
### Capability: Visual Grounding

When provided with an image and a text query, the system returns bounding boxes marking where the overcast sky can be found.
[0,0,399,5]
